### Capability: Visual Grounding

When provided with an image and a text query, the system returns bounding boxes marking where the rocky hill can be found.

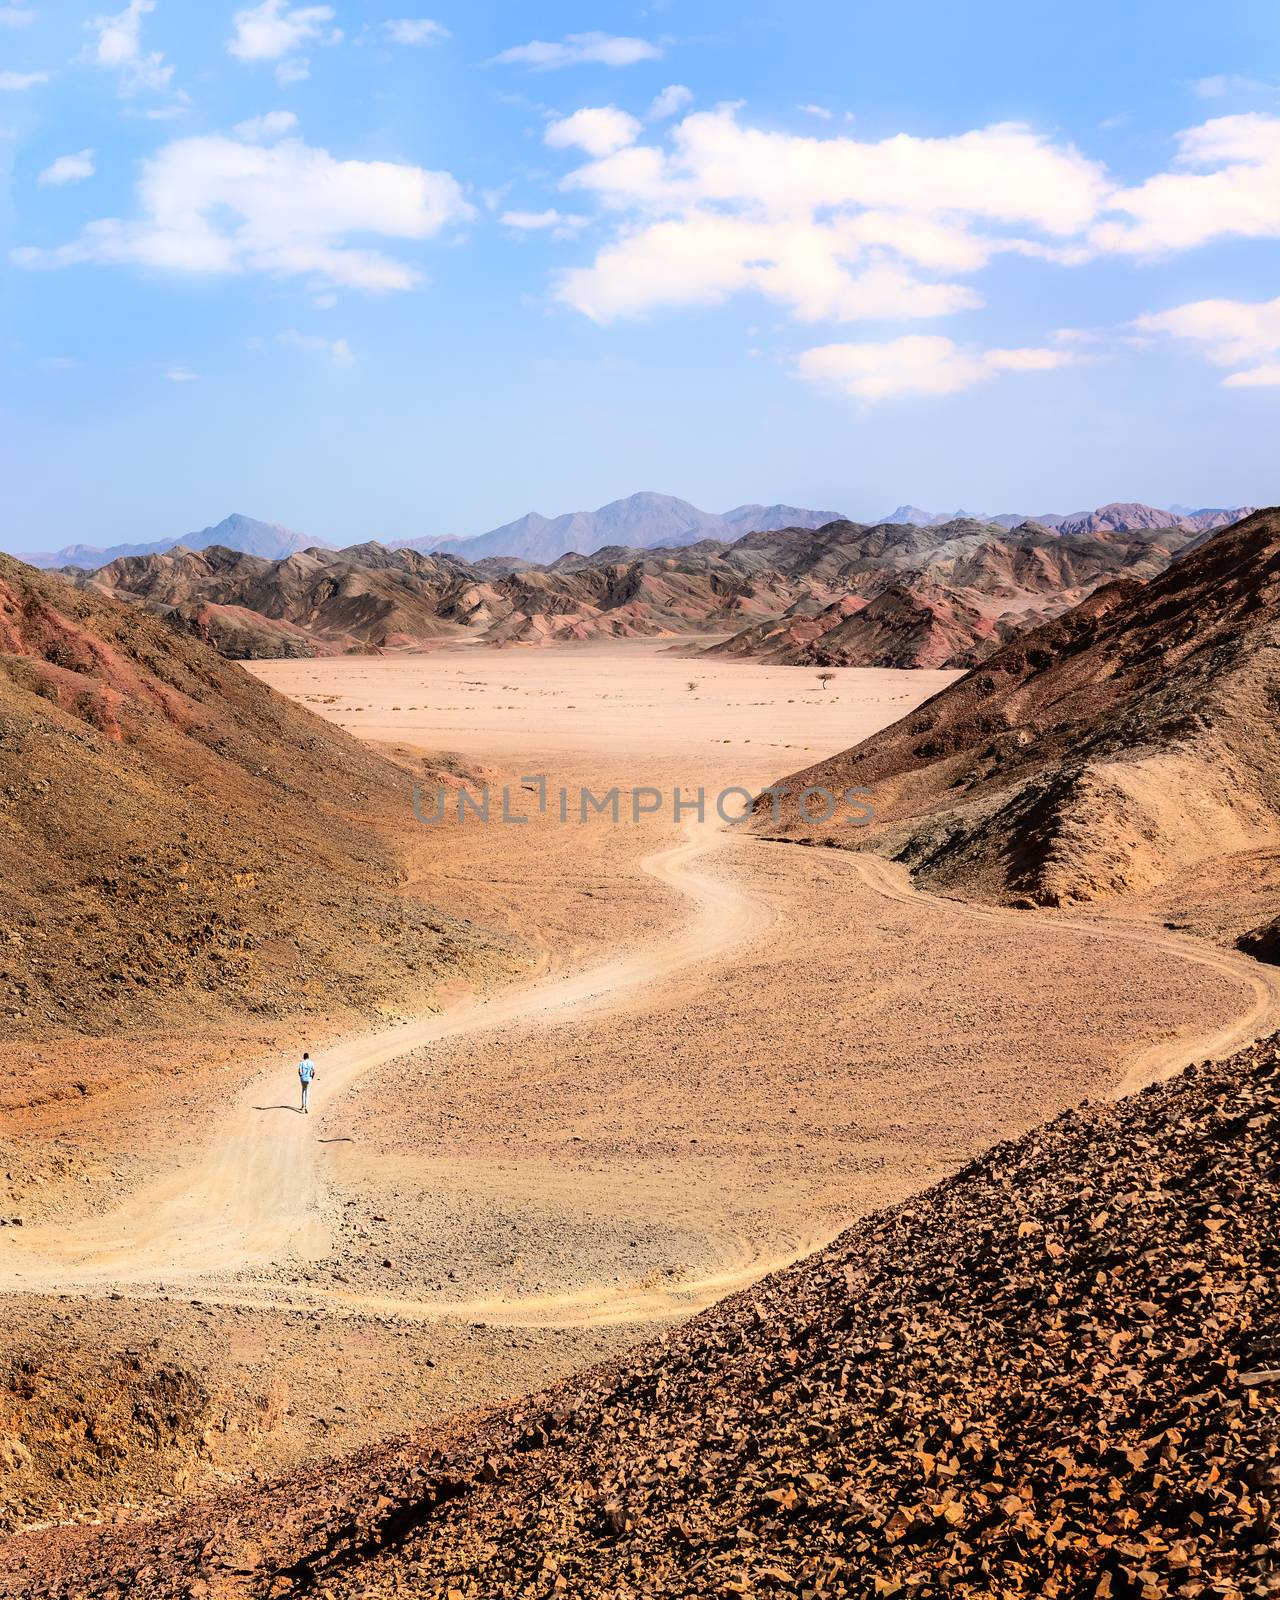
[85,543,478,658]
[7,1024,1276,1597]
[713,583,1022,670]
[78,515,1218,670]
[702,518,1200,667]
[0,554,497,1067]
[753,508,1280,908]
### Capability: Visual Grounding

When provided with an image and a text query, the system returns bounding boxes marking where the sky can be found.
[1,0,1278,552]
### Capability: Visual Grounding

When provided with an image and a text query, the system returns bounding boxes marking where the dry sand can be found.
[1,640,1274,1527]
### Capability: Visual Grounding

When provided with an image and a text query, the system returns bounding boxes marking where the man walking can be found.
[298,1051,316,1114]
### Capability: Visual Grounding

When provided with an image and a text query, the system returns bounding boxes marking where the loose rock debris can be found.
[4,1032,1277,1598]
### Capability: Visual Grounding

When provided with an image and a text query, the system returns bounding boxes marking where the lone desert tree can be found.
[817,670,836,692]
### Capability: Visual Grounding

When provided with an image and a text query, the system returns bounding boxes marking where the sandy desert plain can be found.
[0,637,1274,1530]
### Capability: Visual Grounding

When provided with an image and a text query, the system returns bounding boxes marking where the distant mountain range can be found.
[876,500,1254,535]
[396,494,848,564]
[68,510,1233,669]
[17,494,1255,571]
[25,514,329,571]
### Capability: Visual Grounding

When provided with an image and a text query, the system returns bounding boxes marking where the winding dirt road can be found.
[2,822,1276,1328]
[0,821,776,1309]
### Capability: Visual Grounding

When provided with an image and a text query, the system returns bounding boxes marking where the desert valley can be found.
[0,497,1276,1596]
[4,5,1278,1590]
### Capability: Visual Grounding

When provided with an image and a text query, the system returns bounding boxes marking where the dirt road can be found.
[0,819,770,1301]
[3,816,1274,1327]
[2,644,1275,1530]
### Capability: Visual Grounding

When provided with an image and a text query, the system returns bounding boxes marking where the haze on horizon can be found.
[1,0,1277,551]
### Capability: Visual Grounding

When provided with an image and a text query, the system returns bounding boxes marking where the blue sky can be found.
[1,0,1278,552]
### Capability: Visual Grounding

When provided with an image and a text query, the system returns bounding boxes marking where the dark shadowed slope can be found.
[754,508,1280,907]
[7,1028,1277,1598]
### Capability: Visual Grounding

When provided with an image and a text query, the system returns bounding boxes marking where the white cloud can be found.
[14,131,474,292]
[166,365,197,381]
[386,18,448,46]
[0,7,35,27]
[500,208,588,231]
[39,149,96,185]
[798,103,833,120]
[87,0,174,94]
[551,108,1108,325]
[545,106,641,159]
[647,84,692,121]
[0,69,48,90]
[1191,74,1275,98]
[796,335,1074,401]
[274,57,310,85]
[1134,295,1280,387]
[558,215,983,324]
[1222,362,1280,388]
[1092,113,1280,254]
[491,32,661,70]
[233,109,297,141]
[229,1,339,61]
[278,328,354,364]
[563,110,1106,232]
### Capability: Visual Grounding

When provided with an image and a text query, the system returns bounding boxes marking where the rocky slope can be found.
[84,543,477,658]
[7,1026,1276,1598]
[753,508,1280,906]
[712,583,1022,670]
[0,553,499,1064]
[703,518,1200,668]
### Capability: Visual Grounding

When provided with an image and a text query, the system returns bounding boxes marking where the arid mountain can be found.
[404,491,848,563]
[703,518,1202,668]
[475,555,801,645]
[80,542,804,654]
[712,583,1022,670]
[27,514,330,572]
[0,553,496,1061]
[84,543,478,658]
[1175,504,1259,532]
[876,501,1254,535]
[754,508,1280,907]
[17,500,1251,575]
[876,503,960,525]
[1053,501,1203,536]
[77,513,1219,668]
[9,1025,1275,1598]
[718,502,847,537]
